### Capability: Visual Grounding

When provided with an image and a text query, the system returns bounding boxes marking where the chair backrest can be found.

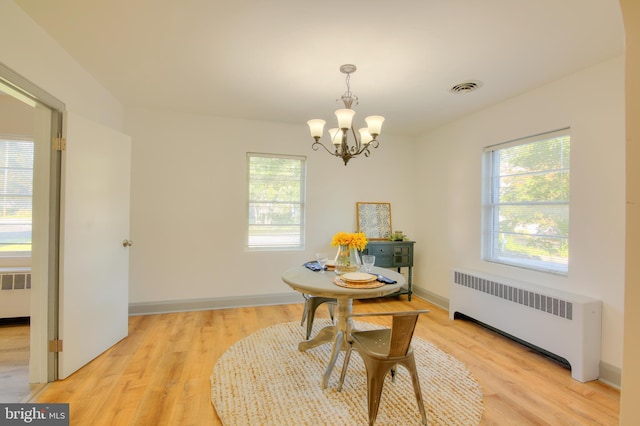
[388,313,421,357]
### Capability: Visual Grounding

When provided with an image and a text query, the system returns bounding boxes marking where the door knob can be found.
[122,239,133,247]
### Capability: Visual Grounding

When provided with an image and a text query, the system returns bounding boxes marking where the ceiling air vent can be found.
[450,80,482,94]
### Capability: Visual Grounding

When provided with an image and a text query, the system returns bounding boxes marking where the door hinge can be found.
[53,137,67,151]
[49,339,63,353]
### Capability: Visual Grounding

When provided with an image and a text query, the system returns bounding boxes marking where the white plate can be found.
[341,272,376,282]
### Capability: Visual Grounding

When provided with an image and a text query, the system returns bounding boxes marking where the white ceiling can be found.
[15,0,624,137]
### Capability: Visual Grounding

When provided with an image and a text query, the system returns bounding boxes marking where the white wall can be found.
[125,107,416,303]
[0,0,124,131]
[413,56,626,369]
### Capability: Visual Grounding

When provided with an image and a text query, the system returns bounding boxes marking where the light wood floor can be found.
[31,297,619,425]
[0,321,44,403]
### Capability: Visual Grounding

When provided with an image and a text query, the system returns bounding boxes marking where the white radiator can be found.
[0,271,31,319]
[449,268,601,382]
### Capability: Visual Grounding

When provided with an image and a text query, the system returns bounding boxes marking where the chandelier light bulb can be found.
[307,119,325,140]
[335,109,355,130]
[365,115,385,137]
[358,128,373,145]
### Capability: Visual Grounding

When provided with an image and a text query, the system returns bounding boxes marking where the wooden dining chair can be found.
[300,294,336,339]
[337,310,429,426]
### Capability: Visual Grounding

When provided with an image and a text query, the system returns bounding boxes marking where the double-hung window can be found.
[247,153,306,250]
[0,137,34,257]
[483,129,570,274]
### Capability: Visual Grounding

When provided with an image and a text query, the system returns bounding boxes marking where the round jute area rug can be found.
[211,321,483,425]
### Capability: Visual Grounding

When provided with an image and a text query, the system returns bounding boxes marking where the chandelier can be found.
[307,64,385,166]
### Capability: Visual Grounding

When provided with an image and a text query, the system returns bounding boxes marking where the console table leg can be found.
[408,266,413,301]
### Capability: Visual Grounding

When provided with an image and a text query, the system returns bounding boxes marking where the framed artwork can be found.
[356,202,392,240]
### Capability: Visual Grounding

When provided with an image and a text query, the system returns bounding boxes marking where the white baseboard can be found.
[128,292,303,316]
[413,286,449,310]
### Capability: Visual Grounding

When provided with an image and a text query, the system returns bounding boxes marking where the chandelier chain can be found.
[338,72,358,107]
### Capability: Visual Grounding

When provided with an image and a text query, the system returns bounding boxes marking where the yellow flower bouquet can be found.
[331,232,368,251]
[331,232,368,274]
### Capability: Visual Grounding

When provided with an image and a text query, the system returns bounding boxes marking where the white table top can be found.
[282,266,405,299]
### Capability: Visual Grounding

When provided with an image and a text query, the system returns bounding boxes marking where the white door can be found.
[58,111,131,379]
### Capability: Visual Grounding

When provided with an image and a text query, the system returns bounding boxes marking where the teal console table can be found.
[362,241,415,300]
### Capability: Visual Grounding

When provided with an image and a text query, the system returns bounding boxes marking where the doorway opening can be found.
[0,63,64,401]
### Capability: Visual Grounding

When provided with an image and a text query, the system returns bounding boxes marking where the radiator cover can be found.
[449,268,601,382]
[0,271,31,318]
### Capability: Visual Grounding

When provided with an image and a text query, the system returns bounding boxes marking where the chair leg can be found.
[328,302,335,323]
[362,358,391,426]
[301,297,309,326]
[403,355,428,425]
[304,301,317,340]
[337,345,353,392]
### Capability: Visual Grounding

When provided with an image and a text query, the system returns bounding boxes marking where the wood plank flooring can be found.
[0,321,44,403]
[31,297,619,425]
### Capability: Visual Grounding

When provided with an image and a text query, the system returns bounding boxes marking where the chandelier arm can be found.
[367,139,380,150]
[357,138,378,157]
[349,126,361,154]
[356,145,369,157]
[312,140,339,156]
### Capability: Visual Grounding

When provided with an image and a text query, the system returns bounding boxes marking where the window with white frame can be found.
[247,153,306,250]
[0,137,34,256]
[483,129,570,274]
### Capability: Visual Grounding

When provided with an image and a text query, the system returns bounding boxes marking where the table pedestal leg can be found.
[321,298,352,388]
[321,330,343,388]
[296,297,354,388]
[298,325,336,352]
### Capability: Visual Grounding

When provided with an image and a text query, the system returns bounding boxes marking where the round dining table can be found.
[282,265,405,388]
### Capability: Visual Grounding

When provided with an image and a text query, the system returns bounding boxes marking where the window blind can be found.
[483,130,570,273]
[247,153,306,250]
[0,138,34,253]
